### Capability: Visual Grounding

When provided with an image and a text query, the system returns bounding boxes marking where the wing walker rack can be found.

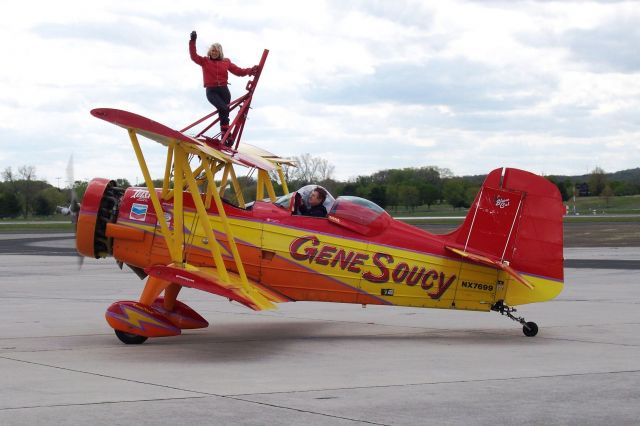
[91,49,291,343]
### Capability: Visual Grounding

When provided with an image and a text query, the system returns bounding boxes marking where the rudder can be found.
[446,168,564,304]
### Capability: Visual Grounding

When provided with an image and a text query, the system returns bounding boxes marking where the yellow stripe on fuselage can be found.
[119,211,563,310]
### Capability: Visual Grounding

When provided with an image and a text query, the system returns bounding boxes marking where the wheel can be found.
[522,321,538,337]
[114,329,148,344]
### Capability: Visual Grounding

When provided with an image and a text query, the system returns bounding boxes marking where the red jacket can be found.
[189,40,252,87]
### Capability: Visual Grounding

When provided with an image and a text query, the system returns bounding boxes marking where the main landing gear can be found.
[106,295,210,345]
[492,301,538,337]
[114,330,148,345]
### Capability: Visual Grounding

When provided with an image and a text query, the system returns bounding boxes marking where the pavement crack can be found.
[0,355,388,424]
[0,396,208,411]
[223,396,391,425]
[0,355,211,396]
[229,369,640,397]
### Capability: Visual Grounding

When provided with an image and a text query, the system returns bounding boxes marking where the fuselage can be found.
[102,187,563,311]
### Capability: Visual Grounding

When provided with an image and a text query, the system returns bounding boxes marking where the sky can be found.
[1,0,639,187]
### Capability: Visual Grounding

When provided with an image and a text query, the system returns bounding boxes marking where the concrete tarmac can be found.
[0,235,639,425]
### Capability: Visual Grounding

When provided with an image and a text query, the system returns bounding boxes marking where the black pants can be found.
[206,86,231,126]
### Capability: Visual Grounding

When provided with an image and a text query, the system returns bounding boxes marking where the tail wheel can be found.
[114,330,148,345]
[523,321,538,337]
[492,301,539,337]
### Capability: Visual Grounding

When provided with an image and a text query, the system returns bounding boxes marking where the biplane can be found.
[77,49,564,344]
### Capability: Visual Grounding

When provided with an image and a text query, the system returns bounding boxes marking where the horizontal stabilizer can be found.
[445,245,534,290]
[146,263,288,311]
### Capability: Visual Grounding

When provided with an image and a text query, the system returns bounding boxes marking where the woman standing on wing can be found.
[189,30,257,145]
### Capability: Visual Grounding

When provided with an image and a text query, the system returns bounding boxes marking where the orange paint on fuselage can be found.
[107,183,563,311]
[111,196,464,308]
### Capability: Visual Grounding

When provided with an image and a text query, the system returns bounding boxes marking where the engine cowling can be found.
[76,178,124,258]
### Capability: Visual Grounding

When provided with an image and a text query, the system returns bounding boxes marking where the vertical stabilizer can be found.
[446,168,564,304]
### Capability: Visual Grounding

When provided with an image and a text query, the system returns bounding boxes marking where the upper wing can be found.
[91,108,275,171]
[239,143,297,166]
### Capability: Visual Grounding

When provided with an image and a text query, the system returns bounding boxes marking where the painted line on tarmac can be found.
[564,259,640,269]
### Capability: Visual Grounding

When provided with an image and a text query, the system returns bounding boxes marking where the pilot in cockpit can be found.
[295,186,328,217]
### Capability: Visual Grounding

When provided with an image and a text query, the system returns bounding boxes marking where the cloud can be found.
[1,0,639,187]
[307,58,554,113]
[564,18,640,72]
[31,20,167,50]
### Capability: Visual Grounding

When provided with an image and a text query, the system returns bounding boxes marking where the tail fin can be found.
[446,168,564,303]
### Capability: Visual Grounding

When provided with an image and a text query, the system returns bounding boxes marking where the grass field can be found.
[0,214,73,232]
[388,194,640,217]
[0,222,73,232]
[567,194,640,214]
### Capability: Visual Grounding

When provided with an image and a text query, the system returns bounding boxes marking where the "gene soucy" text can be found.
[289,235,456,299]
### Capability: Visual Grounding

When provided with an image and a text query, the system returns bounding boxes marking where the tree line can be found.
[2,159,639,218]
[0,166,131,219]
[546,166,640,200]
[0,166,68,218]
[279,157,640,210]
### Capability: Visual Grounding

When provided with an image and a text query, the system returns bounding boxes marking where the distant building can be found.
[575,182,589,196]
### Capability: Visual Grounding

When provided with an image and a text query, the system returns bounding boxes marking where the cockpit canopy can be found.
[274,185,335,211]
[274,188,390,235]
[327,196,390,236]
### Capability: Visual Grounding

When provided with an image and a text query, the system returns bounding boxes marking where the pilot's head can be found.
[309,187,327,207]
[208,43,224,60]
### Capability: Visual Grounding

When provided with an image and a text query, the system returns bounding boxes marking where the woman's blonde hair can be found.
[208,43,224,59]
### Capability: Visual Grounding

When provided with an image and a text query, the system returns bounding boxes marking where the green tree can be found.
[610,181,638,196]
[150,178,165,188]
[443,179,469,209]
[16,165,36,218]
[419,183,441,209]
[341,182,358,196]
[398,185,420,211]
[33,188,60,216]
[319,178,341,197]
[0,189,21,218]
[386,185,399,211]
[601,184,614,208]
[588,166,607,196]
[116,178,132,188]
[368,185,387,208]
[465,186,480,207]
[72,180,89,203]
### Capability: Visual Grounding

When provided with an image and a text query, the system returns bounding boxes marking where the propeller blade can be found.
[67,154,85,269]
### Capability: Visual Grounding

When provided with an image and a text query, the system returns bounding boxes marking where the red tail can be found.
[446,168,564,282]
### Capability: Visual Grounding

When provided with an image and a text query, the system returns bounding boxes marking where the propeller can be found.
[66,155,84,268]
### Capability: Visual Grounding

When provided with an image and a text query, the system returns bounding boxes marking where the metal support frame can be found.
[180,49,269,150]
[256,169,277,202]
[276,165,289,195]
[175,146,231,282]
[491,300,537,336]
[129,130,180,263]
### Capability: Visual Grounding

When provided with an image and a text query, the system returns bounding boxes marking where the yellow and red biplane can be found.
[77,49,564,344]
